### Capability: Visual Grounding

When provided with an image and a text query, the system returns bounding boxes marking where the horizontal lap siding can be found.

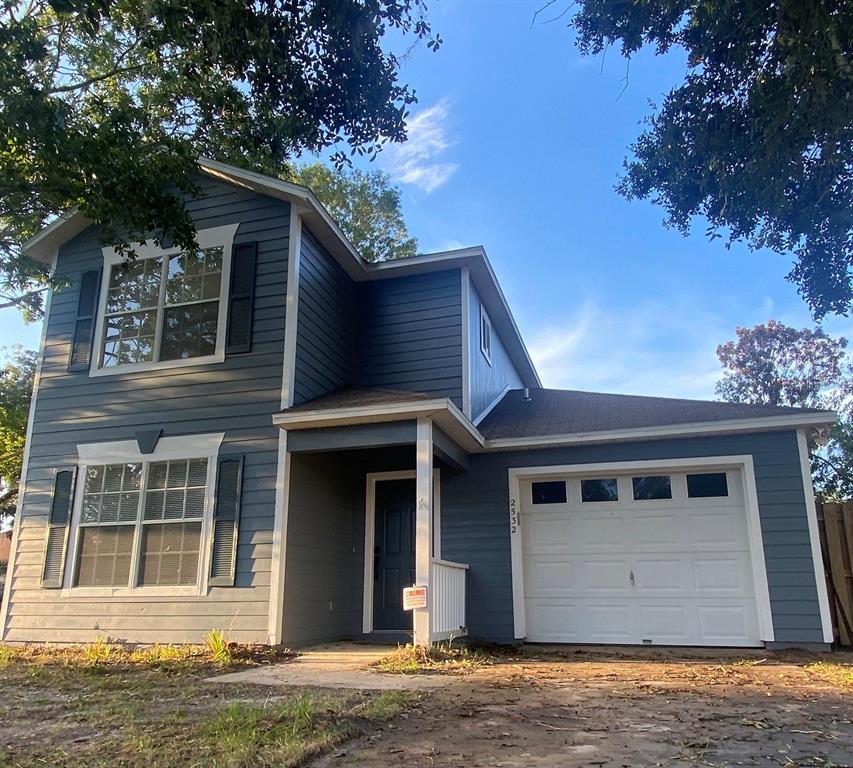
[468,280,523,420]
[282,453,363,646]
[358,270,463,406]
[440,431,823,645]
[293,227,357,405]
[4,178,288,645]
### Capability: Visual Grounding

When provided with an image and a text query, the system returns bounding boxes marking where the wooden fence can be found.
[816,502,853,646]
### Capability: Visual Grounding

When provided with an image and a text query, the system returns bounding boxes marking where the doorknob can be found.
[629,570,635,586]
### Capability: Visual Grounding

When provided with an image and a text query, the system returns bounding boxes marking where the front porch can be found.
[274,414,472,647]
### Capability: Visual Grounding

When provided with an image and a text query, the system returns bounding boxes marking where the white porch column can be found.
[413,417,434,646]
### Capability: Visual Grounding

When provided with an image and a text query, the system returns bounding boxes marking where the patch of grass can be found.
[0,645,415,768]
[359,690,416,720]
[373,641,492,675]
[805,661,853,689]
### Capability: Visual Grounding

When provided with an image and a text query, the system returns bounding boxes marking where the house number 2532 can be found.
[509,498,519,534]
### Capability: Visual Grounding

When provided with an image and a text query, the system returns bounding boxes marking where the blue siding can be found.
[468,278,523,419]
[293,227,357,405]
[358,270,463,406]
[4,177,289,644]
[440,430,824,645]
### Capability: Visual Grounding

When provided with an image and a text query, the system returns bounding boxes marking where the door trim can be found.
[507,455,775,644]
[363,469,440,634]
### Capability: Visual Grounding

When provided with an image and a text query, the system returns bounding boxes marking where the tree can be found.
[290,163,417,262]
[716,321,849,408]
[0,347,36,527]
[565,1,853,318]
[0,0,440,319]
[715,320,853,498]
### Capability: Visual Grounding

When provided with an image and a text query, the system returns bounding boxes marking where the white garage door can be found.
[521,468,761,647]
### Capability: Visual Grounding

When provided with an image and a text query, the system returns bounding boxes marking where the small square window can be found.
[687,472,728,498]
[632,475,672,500]
[480,305,492,364]
[531,481,567,505]
[581,478,618,502]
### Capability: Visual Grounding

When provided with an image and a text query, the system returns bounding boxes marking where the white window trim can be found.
[62,432,224,597]
[507,455,775,644]
[89,223,240,377]
[479,303,492,365]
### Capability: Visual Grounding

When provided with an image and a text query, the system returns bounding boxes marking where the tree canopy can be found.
[715,320,853,499]
[568,1,853,318]
[290,163,417,263]
[0,0,439,319]
[0,347,36,525]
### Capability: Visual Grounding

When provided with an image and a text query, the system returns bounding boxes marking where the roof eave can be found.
[482,410,838,451]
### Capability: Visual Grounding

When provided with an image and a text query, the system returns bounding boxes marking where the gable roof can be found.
[23,158,539,388]
[478,388,836,444]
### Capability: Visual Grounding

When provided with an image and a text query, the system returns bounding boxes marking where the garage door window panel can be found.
[531,481,567,505]
[581,478,618,503]
[687,472,729,498]
[632,475,673,501]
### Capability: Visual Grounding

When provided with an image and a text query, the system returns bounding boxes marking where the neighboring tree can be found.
[0,0,440,319]
[0,348,36,528]
[290,163,418,262]
[715,320,853,498]
[564,1,853,318]
[716,321,849,409]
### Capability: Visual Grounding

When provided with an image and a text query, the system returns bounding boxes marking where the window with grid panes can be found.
[74,458,210,587]
[101,246,223,367]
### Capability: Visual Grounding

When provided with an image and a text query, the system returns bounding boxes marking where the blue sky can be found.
[2,0,850,400]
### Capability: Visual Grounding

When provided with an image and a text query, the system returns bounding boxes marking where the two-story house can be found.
[0,159,836,650]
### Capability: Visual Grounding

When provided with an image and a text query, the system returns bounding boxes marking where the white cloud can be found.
[527,299,727,401]
[384,99,459,193]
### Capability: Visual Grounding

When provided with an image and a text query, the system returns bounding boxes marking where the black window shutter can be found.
[68,270,101,371]
[41,469,76,588]
[209,457,243,586]
[226,242,257,354]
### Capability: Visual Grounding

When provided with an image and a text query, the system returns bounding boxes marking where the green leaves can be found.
[289,162,417,263]
[570,0,853,317]
[0,0,439,318]
[0,346,35,521]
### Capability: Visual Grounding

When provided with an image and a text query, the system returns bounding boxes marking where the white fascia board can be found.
[273,397,485,451]
[23,209,92,265]
[484,411,838,451]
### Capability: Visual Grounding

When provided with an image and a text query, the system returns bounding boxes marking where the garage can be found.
[518,464,764,647]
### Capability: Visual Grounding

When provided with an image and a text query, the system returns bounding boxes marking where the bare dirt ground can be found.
[314,647,853,768]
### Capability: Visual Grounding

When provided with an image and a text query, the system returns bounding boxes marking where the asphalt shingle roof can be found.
[283,387,437,414]
[477,388,828,440]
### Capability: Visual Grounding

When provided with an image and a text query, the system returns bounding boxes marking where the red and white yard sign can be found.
[402,585,427,611]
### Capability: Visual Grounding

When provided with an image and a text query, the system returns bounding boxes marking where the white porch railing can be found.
[430,558,468,641]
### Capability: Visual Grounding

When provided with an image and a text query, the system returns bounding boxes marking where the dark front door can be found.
[373,478,416,631]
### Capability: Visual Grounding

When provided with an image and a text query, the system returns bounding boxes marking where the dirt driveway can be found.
[315,648,853,768]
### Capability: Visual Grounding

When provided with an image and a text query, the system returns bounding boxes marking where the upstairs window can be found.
[93,224,238,373]
[480,303,492,364]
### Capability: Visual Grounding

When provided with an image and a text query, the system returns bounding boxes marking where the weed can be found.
[805,661,853,689]
[203,629,233,665]
[373,641,492,675]
[82,635,113,665]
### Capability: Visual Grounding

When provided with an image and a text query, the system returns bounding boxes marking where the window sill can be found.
[88,352,225,377]
[60,585,205,598]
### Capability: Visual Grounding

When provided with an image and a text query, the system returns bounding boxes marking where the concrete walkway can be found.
[207,643,448,690]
